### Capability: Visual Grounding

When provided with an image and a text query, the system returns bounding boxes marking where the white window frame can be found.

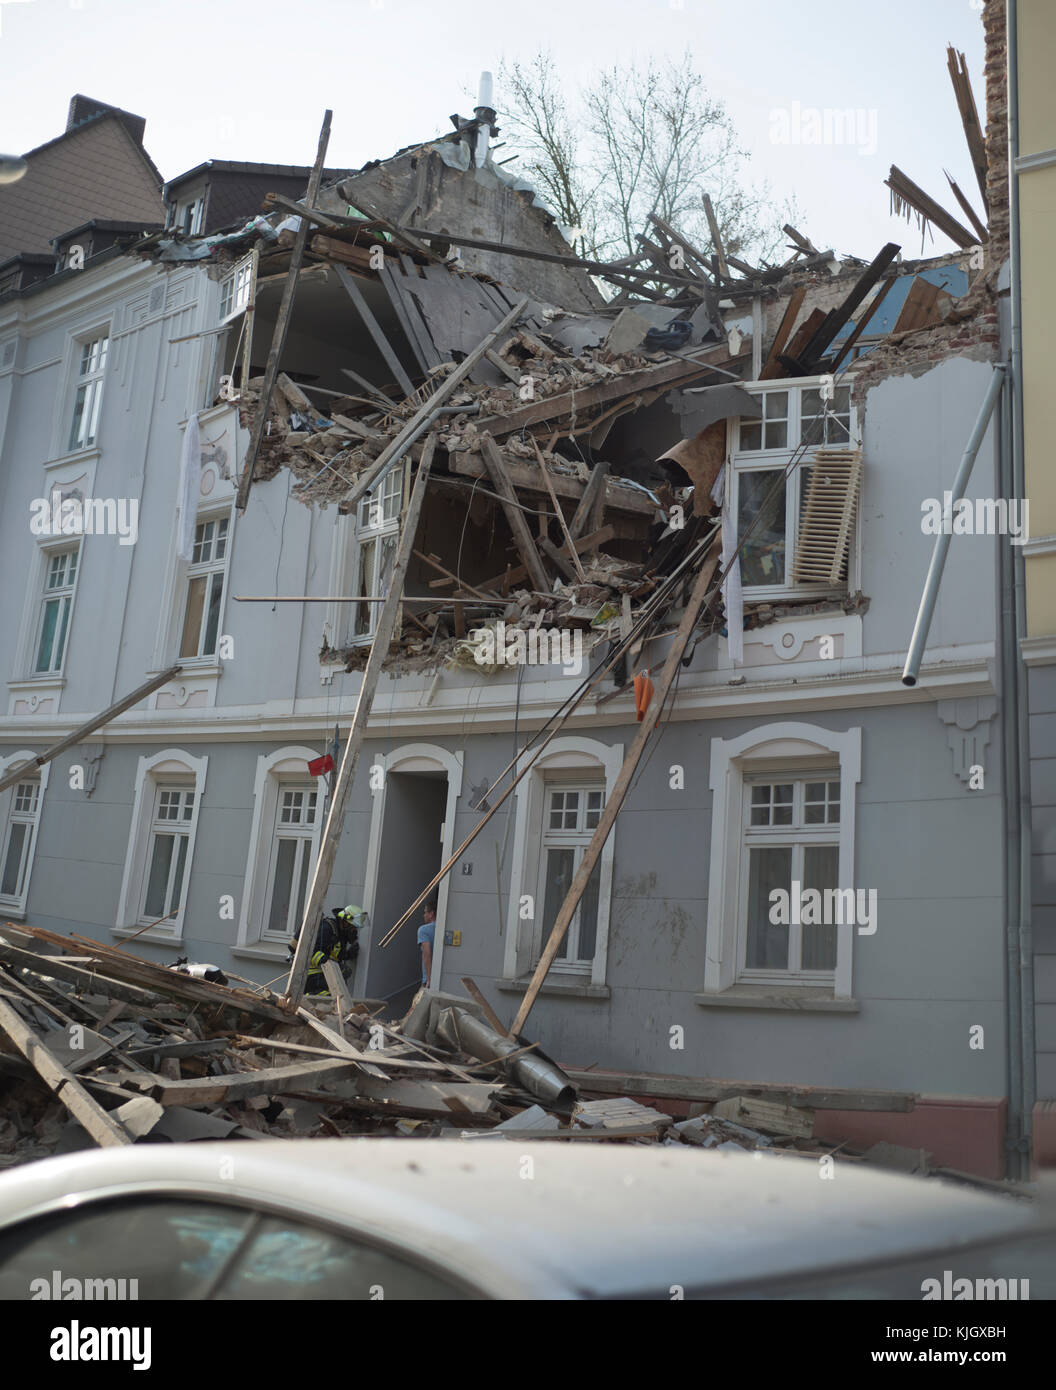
[704,723,861,999]
[141,784,197,924]
[536,783,606,971]
[32,542,81,676]
[0,752,49,916]
[67,329,110,453]
[174,196,204,237]
[177,510,232,663]
[503,737,623,989]
[116,750,208,941]
[218,254,254,326]
[738,774,842,983]
[337,465,406,648]
[237,747,328,950]
[731,378,860,602]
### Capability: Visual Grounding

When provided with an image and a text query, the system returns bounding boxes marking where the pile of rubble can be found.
[0,920,888,1173]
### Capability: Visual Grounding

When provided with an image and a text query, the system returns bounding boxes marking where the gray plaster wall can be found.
[20,690,1007,1101]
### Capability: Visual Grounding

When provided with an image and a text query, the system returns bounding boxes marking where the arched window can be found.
[116,750,208,941]
[0,752,49,915]
[704,723,862,998]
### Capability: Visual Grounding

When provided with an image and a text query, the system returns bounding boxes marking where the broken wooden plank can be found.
[946,45,989,214]
[475,525,620,594]
[479,434,552,593]
[944,171,988,243]
[789,243,901,373]
[458,977,506,1034]
[0,940,161,1008]
[886,165,978,250]
[829,274,898,370]
[702,194,730,280]
[712,1094,815,1139]
[149,1057,359,1107]
[569,459,613,539]
[0,994,131,1147]
[759,286,807,380]
[451,451,653,518]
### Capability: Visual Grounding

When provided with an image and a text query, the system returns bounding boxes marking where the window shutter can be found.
[794,447,862,585]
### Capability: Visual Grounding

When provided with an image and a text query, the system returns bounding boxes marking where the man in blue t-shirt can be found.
[417,901,437,988]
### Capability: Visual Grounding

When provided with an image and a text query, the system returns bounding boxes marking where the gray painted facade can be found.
[0,245,1015,1135]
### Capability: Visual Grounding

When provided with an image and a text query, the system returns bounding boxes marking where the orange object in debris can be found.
[634,670,654,722]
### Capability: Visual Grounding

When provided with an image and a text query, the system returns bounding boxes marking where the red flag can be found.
[308,754,334,777]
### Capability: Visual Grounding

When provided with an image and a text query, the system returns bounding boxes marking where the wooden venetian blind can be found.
[794,447,863,585]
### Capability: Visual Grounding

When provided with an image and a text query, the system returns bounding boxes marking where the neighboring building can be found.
[164,160,346,238]
[1007,0,1056,1162]
[0,30,1039,1180]
[0,95,165,279]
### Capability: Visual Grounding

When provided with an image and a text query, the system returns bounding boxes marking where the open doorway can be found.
[363,768,447,1018]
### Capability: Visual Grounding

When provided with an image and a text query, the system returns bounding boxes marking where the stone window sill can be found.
[694,985,859,1013]
[496,975,610,1001]
[111,926,183,949]
[232,944,289,964]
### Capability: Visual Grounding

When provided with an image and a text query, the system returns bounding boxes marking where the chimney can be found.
[473,71,496,168]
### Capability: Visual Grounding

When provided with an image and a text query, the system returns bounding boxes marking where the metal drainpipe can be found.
[1006,0,1035,1177]
[999,375,1024,1178]
[901,365,1006,686]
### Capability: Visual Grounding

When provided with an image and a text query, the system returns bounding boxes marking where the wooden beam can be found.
[569,459,612,539]
[449,452,654,518]
[702,194,730,280]
[458,977,507,1034]
[944,170,988,243]
[263,191,344,229]
[759,286,807,380]
[285,439,436,1005]
[510,540,720,1036]
[0,994,131,1146]
[342,297,529,512]
[0,941,161,1008]
[792,243,902,372]
[0,665,181,795]
[479,434,551,594]
[829,273,898,370]
[946,45,989,213]
[333,265,415,398]
[149,1058,358,1107]
[236,109,332,512]
[533,440,586,581]
[886,165,978,250]
[411,549,499,601]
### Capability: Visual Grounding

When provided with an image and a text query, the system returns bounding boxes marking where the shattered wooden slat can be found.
[350,1075,496,1119]
[829,274,898,370]
[479,434,552,593]
[0,994,130,1147]
[475,525,618,593]
[944,170,988,243]
[702,194,730,280]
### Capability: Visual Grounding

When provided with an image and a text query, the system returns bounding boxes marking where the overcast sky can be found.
[1,0,988,261]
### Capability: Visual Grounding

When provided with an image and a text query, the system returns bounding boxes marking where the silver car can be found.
[0,1140,1053,1300]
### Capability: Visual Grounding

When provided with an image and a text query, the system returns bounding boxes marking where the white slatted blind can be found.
[794,447,862,585]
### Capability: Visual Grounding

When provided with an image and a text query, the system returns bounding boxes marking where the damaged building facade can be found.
[0,2,1043,1177]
